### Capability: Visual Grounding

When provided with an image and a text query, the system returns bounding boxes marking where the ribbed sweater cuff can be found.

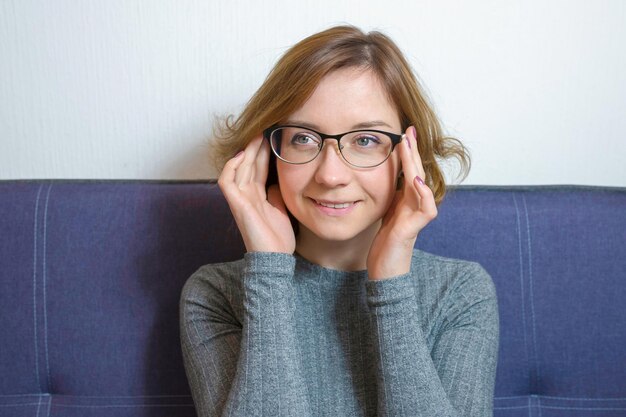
[365,273,415,308]
[243,251,296,276]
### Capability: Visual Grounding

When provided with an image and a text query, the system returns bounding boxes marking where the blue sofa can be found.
[1,180,625,417]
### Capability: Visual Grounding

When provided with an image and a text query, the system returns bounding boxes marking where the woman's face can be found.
[276,67,402,243]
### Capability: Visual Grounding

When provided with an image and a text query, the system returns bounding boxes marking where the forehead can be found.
[287,67,401,132]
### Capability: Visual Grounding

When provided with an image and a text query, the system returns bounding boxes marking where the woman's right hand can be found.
[217,135,296,254]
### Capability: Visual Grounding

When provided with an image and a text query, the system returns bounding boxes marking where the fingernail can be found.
[414,175,424,185]
[234,150,244,158]
[410,126,417,140]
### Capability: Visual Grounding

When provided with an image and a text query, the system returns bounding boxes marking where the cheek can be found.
[389,153,402,190]
[276,164,292,200]
[384,156,402,189]
[362,164,398,206]
[390,151,402,176]
[276,163,306,210]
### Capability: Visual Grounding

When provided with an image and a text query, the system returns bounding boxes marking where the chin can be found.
[309,228,359,243]
[303,219,380,244]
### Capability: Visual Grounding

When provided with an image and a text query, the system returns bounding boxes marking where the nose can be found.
[313,139,352,187]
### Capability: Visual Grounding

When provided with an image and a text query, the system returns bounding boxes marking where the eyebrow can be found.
[284,119,393,131]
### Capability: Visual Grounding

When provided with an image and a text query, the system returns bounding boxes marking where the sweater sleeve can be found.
[365,262,499,417]
[179,252,312,417]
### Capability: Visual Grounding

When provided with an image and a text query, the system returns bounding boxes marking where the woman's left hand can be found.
[366,126,438,280]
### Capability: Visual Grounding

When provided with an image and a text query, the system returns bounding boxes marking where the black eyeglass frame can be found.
[262,124,404,168]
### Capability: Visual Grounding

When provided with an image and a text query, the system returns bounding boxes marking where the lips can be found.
[316,201,351,209]
[306,197,360,217]
[308,198,361,218]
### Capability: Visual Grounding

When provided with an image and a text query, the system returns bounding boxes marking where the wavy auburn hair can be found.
[211,25,470,205]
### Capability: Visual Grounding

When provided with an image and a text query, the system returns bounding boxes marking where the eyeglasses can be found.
[263,125,403,168]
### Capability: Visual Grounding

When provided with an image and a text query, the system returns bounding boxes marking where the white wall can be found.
[1,0,625,186]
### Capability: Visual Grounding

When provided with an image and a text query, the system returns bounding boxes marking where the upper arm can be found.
[431,263,500,416]
[179,271,242,417]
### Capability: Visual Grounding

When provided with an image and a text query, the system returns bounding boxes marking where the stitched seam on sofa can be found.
[496,396,626,401]
[3,180,625,192]
[512,193,531,393]
[43,183,52,392]
[36,395,42,417]
[52,404,196,408]
[543,396,626,401]
[494,405,532,410]
[523,194,542,393]
[543,406,626,410]
[33,184,43,392]
[45,394,51,417]
[493,405,626,411]
[50,395,194,398]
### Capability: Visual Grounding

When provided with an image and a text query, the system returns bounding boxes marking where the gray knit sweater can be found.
[180,249,499,417]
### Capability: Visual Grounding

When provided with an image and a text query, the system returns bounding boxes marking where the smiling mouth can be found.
[312,199,358,209]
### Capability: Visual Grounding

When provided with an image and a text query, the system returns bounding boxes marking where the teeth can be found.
[317,201,351,209]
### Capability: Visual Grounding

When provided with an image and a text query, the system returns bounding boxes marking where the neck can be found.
[294,220,381,271]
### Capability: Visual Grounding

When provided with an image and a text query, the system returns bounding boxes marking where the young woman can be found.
[180,25,499,417]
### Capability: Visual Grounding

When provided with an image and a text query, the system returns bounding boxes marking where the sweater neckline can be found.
[293,251,369,283]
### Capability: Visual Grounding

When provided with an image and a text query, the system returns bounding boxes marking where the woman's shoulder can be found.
[179,258,249,328]
[410,248,497,301]
[181,257,246,300]
[197,257,246,276]
[183,252,298,293]
[195,257,246,279]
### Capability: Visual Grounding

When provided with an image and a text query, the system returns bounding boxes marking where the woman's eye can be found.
[354,135,381,147]
[291,134,318,145]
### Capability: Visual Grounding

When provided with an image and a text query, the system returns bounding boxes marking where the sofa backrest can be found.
[1,181,625,416]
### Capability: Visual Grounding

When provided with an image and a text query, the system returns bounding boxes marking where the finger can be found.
[397,132,413,178]
[412,175,438,223]
[254,136,270,188]
[235,136,263,185]
[218,150,245,193]
[398,129,420,202]
[235,136,261,185]
[407,126,426,180]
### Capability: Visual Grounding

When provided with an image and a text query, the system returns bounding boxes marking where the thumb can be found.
[267,184,288,215]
